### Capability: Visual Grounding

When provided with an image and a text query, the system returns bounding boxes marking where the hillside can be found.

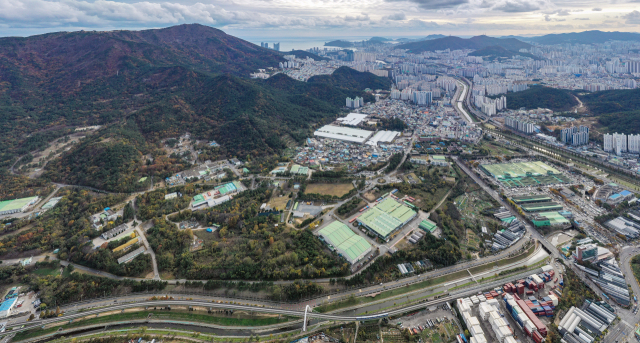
[498,86,578,111]
[0,24,286,168]
[287,50,329,61]
[39,68,381,192]
[307,66,392,90]
[0,25,388,191]
[396,35,531,53]
[529,30,640,45]
[580,88,640,134]
[468,46,540,60]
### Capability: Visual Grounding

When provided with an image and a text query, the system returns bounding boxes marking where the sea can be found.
[240,35,397,52]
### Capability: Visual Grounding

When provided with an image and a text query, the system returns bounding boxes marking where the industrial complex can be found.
[318,221,372,264]
[480,161,571,188]
[192,181,244,209]
[356,197,417,241]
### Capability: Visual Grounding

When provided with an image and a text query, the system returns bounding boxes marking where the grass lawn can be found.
[194,229,218,244]
[468,244,535,275]
[479,141,518,156]
[32,267,59,276]
[305,183,354,197]
[267,194,291,211]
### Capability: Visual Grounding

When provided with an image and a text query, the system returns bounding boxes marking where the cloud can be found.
[384,0,468,9]
[383,12,406,20]
[406,19,440,27]
[543,8,572,16]
[592,7,602,11]
[574,17,589,20]
[343,13,370,21]
[479,0,551,13]
[623,10,640,24]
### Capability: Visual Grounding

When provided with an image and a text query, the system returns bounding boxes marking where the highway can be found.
[454,79,474,125]
[1,261,553,339]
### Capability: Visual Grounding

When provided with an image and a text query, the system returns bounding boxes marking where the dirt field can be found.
[305,183,354,197]
[362,192,377,202]
[21,132,87,178]
[267,194,290,211]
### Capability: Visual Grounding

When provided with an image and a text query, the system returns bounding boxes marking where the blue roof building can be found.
[0,298,17,317]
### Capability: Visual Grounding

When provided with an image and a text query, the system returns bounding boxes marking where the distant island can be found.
[324,40,355,47]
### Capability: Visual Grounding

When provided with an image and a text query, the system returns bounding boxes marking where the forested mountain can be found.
[498,86,578,111]
[528,30,640,45]
[40,68,381,192]
[307,66,392,90]
[581,88,640,134]
[0,24,282,168]
[0,25,390,191]
[396,35,531,53]
[287,50,329,61]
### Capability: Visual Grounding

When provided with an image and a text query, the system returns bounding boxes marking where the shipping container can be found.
[515,299,547,336]
[532,331,543,343]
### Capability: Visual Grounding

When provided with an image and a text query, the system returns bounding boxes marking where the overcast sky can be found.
[1,0,639,39]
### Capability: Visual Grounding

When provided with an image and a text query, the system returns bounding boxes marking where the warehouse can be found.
[511,195,552,204]
[192,181,243,209]
[318,221,372,264]
[480,161,570,188]
[0,298,17,318]
[336,113,368,126]
[314,125,374,144]
[0,196,39,215]
[357,198,416,241]
[366,130,400,146]
[530,212,570,227]
[419,219,437,233]
[520,202,563,212]
[481,161,561,179]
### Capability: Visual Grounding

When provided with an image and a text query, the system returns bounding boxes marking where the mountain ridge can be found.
[396,35,531,53]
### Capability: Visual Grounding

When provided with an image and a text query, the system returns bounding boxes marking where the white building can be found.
[314,125,374,144]
[628,134,640,154]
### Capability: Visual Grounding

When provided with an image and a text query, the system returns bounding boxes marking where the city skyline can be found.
[0,0,639,39]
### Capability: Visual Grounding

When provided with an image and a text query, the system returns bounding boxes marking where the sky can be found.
[1,0,639,40]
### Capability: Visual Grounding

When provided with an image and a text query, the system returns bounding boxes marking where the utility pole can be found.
[302,305,312,332]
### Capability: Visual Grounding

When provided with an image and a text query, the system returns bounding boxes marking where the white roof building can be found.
[336,113,368,126]
[314,125,374,144]
[366,130,400,146]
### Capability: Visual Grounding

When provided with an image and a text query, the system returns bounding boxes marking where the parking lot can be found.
[2,289,41,325]
[395,304,460,335]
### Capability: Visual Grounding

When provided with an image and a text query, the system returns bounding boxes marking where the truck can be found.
[602,293,610,300]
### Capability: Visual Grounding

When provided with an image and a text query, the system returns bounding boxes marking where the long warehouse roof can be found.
[366,130,400,146]
[314,125,374,144]
[319,221,371,263]
[358,198,416,238]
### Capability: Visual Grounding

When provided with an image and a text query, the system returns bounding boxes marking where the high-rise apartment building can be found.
[628,134,640,154]
[561,126,589,146]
